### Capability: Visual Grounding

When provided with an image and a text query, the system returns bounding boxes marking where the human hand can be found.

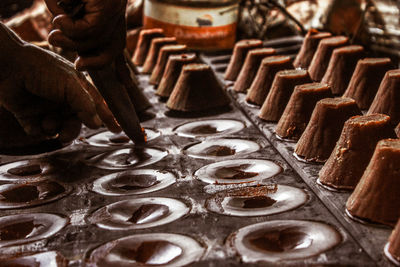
[45,0,127,70]
[0,40,121,145]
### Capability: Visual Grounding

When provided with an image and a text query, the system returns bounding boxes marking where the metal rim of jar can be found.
[146,0,240,7]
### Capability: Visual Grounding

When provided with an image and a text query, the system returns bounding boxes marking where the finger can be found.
[49,30,111,53]
[75,52,114,71]
[58,115,82,143]
[48,30,76,50]
[53,14,94,39]
[64,75,102,129]
[77,73,122,133]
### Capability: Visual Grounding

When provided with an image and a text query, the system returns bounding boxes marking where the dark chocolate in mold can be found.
[0,181,70,209]
[206,185,308,216]
[184,139,260,160]
[231,220,342,263]
[89,197,189,230]
[174,119,245,138]
[195,159,282,184]
[84,128,161,147]
[85,147,168,170]
[0,213,68,248]
[89,233,204,266]
[92,169,176,196]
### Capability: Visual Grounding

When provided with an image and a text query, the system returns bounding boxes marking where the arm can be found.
[0,22,120,146]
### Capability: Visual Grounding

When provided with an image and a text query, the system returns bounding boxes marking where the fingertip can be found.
[75,57,86,71]
[48,30,76,50]
[58,117,82,143]
[52,15,66,29]
[108,119,122,133]
[76,53,114,71]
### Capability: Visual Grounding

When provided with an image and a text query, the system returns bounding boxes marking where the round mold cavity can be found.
[174,119,245,138]
[0,181,71,209]
[231,220,342,263]
[0,213,68,248]
[91,169,176,196]
[384,243,400,266]
[0,159,54,183]
[206,185,308,216]
[85,128,161,147]
[89,197,189,230]
[195,159,282,184]
[85,147,168,170]
[0,251,68,265]
[183,139,261,159]
[89,233,204,266]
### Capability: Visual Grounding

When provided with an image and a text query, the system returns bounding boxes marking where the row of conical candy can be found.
[130,28,230,113]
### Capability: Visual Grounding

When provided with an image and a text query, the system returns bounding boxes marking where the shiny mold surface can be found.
[183,139,261,159]
[174,119,246,138]
[195,159,282,184]
[85,147,168,170]
[91,169,176,196]
[0,213,68,248]
[206,185,308,216]
[231,220,342,263]
[84,128,161,147]
[89,197,190,230]
[89,233,205,266]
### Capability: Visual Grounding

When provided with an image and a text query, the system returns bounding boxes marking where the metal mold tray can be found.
[0,38,385,266]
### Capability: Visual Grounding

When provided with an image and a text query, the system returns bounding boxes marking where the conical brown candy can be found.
[386,219,400,264]
[233,48,276,93]
[126,28,141,56]
[346,138,400,226]
[294,97,361,163]
[116,56,152,114]
[396,123,400,138]
[149,44,187,86]
[156,53,197,98]
[132,28,164,66]
[319,114,395,190]
[142,37,177,74]
[321,45,365,95]
[167,64,230,112]
[246,56,293,106]
[224,39,263,81]
[368,69,400,126]
[259,69,312,122]
[308,36,349,81]
[275,83,333,140]
[343,58,392,110]
[293,29,332,69]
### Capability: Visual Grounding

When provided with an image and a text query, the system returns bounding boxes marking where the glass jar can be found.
[143,0,239,51]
